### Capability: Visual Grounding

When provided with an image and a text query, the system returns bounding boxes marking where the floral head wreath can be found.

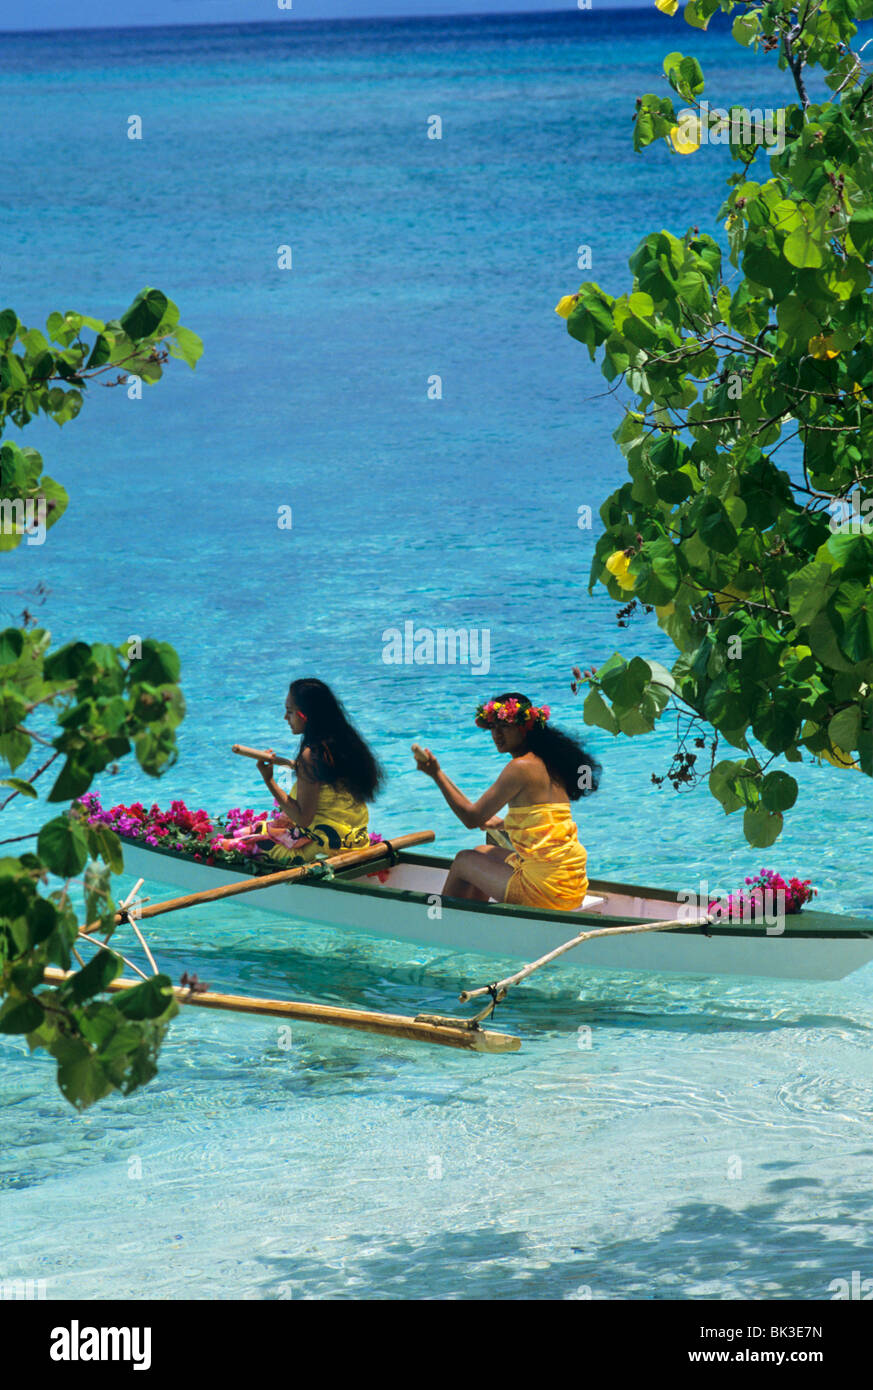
[475,697,550,731]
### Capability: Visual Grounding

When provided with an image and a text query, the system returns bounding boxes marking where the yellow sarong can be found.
[267,780,369,864]
[503,803,588,911]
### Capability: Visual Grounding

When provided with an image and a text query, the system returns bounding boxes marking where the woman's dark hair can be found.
[289,678,384,802]
[491,692,601,801]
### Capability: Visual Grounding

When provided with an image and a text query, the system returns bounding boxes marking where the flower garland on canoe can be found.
[72,798,818,911]
[72,793,385,874]
[709,868,817,919]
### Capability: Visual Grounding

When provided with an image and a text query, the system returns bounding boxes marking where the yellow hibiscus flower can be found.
[670,120,701,155]
[655,0,679,13]
[555,294,579,320]
[605,550,636,591]
[808,334,839,359]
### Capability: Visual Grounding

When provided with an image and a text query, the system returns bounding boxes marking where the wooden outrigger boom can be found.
[56,829,522,1054]
[42,967,520,1052]
[459,912,714,1005]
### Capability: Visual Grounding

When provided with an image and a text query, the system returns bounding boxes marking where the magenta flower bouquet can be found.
[74,792,248,866]
[709,868,817,919]
[72,793,383,871]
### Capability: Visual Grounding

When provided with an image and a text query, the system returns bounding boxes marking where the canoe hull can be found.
[117,842,873,983]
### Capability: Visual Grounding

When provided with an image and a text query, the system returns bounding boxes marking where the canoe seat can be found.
[488,893,606,910]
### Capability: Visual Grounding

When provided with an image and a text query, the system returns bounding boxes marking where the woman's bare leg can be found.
[442,845,512,901]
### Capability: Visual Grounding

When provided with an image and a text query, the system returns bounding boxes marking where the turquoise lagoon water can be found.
[1,10,871,1300]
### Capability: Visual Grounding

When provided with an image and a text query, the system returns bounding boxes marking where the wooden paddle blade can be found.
[232,744,296,767]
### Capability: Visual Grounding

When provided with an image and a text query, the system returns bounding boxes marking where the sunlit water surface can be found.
[0,11,871,1299]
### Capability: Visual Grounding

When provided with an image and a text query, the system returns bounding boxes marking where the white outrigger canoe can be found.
[117,836,873,983]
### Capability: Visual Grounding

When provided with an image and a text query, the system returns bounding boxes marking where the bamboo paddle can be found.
[459,912,714,1004]
[83,831,435,934]
[41,967,520,1054]
[232,744,296,768]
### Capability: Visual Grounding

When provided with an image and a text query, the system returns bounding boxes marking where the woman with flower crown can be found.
[412,693,600,910]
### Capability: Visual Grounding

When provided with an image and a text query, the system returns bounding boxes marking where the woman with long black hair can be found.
[221,678,384,863]
[413,693,600,909]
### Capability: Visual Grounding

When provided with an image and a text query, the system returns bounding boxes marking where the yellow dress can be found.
[503,803,588,911]
[266,779,369,864]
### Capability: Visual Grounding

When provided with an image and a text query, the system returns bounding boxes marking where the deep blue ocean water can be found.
[1,9,871,1300]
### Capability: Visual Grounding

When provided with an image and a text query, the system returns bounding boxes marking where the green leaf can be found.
[784,225,824,269]
[52,1036,113,1110]
[0,685,26,734]
[663,51,705,100]
[732,12,761,46]
[752,696,799,755]
[743,242,794,297]
[0,777,37,799]
[86,822,124,875]
[643,659,676,695]
[64,949,123,1003]
[583,687,619,735]
[692,495,738,554]
[28,896,58,946]
[677,55,704,97]
[709,759,747,814]
[85,334,112,370]
[0,728,32,772]
[737,620,785,681]
[632,544,682,605]
[760,770,798,812]
[37,815,89,877]
[743,805,784,848]
[788,561,838,628]
[600,655,651,708]
[168,325,203,368]
[119,288,168,342]
[0,628,24,664]
[828,706,861,753]
[684,0,719,28]
[129,640,181,686]
[43,641,92,681]
[0,997,44,1033]
[830,582,873,663]
[847,207,873,260]
[112,974,177,1022]
[47,754,94,804]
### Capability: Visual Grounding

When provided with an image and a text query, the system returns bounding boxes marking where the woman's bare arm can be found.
[414,748,525,829]
[258,749,319,826]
